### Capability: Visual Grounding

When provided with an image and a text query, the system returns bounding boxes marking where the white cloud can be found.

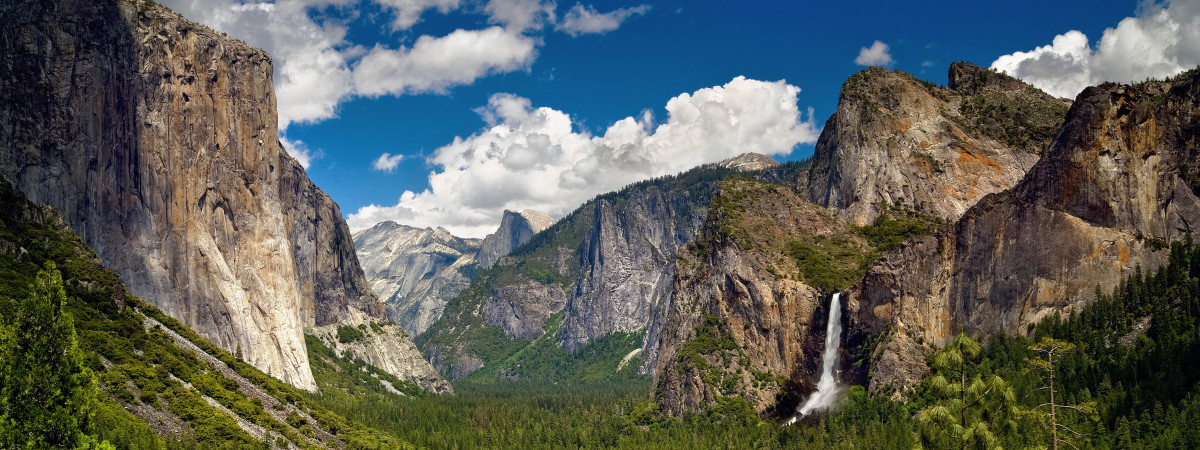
[347,77,821,237]
[375,0,462,30]
[280,136,320,169]
[159,0,650,135]
[372,153,406,172]
[991,0,1200,99]
[485,0,557,32]
[855,40,894,66]
[352,27,538,97]
[556,3,650,36]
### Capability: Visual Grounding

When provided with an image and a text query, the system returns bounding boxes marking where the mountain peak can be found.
[717,152,779,171]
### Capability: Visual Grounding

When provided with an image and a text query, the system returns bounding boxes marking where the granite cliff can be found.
[354,222,481,335]
[652,66,1200,416]
[0,0,443,392]
[848,69,1200,394]
[806,63,1070,225]
[651,64,1077,415]
[478,209,556,269]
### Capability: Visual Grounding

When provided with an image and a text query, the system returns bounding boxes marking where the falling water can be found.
[787,293,843,424]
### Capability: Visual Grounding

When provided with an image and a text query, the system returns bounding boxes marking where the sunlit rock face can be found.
[478,209,556,269]
[848,69,1200,395]
[807,62,1070,226]
[0,0,443,392]
[354,222,482,336]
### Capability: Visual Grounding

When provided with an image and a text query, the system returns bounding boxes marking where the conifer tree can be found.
[0,263,105,448]
[917,332,1018,449]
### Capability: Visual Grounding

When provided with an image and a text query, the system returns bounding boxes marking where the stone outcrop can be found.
[354,222,481,335]
[0,0,442,392]
[848,69,1200,394]
[478,209,555,268]
[653,178,845,415]
[309,323,453,394]
[806,63,1070,225]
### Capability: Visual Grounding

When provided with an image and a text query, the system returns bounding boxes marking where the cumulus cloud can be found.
[372,153,406,172]
[352,27,537,97]
[556,3,650,36]
[347,77,821,237]
[375,0,462,30]
[160,0,650,133]
[485,0,557,32]
[991,0,1200,99]
[855,40,894,66]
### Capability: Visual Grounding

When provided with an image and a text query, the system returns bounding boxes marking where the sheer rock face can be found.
[806,63,1069,226]
[653,180,839,415]
[478,209,555,269]
[848,70,1200,395]
[0,0,440,392]
[354,222,481,336]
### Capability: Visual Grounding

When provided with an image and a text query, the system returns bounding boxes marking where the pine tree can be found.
[917,332,1019,449]
[1027,337,1097,450]
[0,263,105,448]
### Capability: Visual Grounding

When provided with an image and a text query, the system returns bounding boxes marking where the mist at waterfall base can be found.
[786,293,844,425]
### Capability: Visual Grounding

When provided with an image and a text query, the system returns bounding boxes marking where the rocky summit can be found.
[848,68,1200,394]
[806,63,1070,226]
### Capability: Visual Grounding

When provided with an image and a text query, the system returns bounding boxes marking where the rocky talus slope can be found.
[806,63,1070,225]
[0,0,443,392]
[848,70,1200,394]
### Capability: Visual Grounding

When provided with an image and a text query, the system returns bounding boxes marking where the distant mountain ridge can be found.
[353,209,555,336]
[412,153,795,381]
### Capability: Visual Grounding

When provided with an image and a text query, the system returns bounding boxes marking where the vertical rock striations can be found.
[653,178,849,415]
[0,0,442,392]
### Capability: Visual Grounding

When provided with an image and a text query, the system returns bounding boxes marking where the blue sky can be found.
[159,0,1199,237]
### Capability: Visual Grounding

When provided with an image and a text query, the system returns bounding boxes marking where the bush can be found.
[337,325,365,344]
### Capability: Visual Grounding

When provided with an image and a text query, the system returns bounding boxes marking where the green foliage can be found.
[916,333,1018,449]
[857,208,940,253]
[473,313,646,384]
[786,233,874,292]
[0,263,104,449]
[959,240,1200,448]
[952,86,1069,155]
[0,181,408,449]
[336,324,366,344]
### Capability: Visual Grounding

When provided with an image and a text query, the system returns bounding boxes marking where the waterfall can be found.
[787,293,843,424]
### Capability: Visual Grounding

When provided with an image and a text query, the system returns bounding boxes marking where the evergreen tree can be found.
[917,333,1018,449]
[0,263,106,448]
[1027,337,1096,450]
